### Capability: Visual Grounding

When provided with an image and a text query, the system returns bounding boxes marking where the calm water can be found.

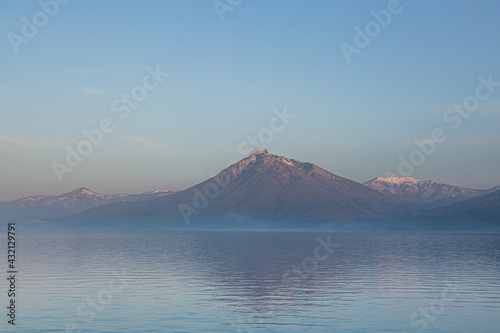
[1,230,499,332]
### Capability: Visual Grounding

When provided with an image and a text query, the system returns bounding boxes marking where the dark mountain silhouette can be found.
[416,190,500,230]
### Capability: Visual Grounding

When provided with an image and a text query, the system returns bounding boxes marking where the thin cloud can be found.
[398,138,444,149]
[332,142,362,152]
[461,136,500,146]
[0,137,76,150]
[0,136,32,149]
[128,136,178,153]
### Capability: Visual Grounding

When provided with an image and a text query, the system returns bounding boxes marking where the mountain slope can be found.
[57,151,414,227]
[416,190,500,230]
[364,177,493,209]
[0,188,175,221]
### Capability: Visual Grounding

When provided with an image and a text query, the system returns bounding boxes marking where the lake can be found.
[2,230,500,332]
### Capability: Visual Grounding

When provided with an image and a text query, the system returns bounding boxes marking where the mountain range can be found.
[3,150,499,231]
[364,176,499,209]
[0,188,175,221]
[57,150,415,228]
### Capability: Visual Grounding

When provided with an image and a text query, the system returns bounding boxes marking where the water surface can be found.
[2,230,499,332]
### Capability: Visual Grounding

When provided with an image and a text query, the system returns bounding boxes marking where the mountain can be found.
[416,190,500,230]
[0,187,175,222]
[53,150,415,228]
[364,177,495,209]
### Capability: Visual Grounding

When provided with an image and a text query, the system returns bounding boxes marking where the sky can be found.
[1,0,499,200]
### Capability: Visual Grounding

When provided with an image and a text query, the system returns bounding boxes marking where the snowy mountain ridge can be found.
[364,176,497,208]
[0,187,176,221]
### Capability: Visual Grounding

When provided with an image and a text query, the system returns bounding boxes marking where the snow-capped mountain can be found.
[7,152,499,231]
[0,187,175,221]
[56,150,414,227]
[364,177,496,209]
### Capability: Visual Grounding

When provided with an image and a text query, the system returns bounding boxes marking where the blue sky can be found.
[1,0,499,200]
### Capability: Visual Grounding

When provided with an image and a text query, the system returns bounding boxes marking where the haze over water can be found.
[5,230,500,332]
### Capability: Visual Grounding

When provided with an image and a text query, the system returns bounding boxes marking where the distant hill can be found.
[415,190,500,230]
[0,188,175,222]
